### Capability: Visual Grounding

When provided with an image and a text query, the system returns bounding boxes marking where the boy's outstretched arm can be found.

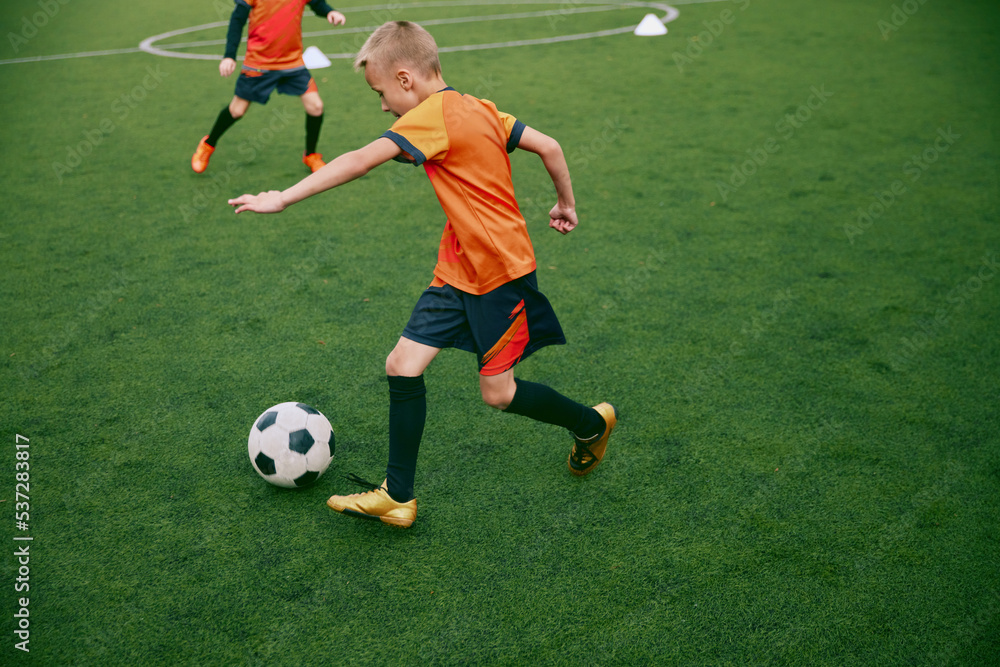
[516,126,578,234]
[229,137,401,214]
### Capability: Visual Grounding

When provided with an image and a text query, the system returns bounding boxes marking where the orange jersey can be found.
[382,89,534,295]
[243,0,312,70]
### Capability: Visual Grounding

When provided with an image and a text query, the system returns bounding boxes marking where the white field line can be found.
[0,0,722,66]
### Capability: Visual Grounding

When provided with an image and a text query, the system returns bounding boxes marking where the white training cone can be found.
[303,46,332,69]
[634,13,667,36]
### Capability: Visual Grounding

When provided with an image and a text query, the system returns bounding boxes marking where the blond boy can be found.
[230,21,616,528]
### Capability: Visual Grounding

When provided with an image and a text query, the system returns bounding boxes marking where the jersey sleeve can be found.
[497,110,526,153]
[224,0,251,60]
[308,0,336,16]
[380,98,450,167]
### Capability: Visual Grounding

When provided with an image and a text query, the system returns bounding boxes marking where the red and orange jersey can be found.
[382,89,535,296]
[243,0,312,70]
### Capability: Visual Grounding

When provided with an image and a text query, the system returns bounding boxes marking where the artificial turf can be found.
[1,0,998,663]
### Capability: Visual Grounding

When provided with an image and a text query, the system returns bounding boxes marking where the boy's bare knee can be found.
[479,371,516,410]
[480,380,515,410]
[229,99,249,118]
[385,337,439,378]
[385,349,418,377]
[302,93,324,117]
[481,391,510,410]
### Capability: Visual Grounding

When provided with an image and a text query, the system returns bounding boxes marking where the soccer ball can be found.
[247,402,334,488]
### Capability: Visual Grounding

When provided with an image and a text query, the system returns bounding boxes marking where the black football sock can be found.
[305,112,324,155]
[207,106,240,147]
[385,374,426,503]
[504,378,605,439]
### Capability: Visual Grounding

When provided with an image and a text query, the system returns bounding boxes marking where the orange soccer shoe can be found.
[191,136,215,173]
[326,475,416,528]
[302,152,326,173]
[568,402,617,476]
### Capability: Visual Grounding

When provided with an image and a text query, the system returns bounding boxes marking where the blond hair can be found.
[353,21,441,75]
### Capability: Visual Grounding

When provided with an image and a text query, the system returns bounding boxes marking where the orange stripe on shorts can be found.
[480,299,529,376]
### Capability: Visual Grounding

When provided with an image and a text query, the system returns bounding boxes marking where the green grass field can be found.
[2,0,998,663]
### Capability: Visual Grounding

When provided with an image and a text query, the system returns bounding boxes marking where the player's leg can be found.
[383,337,439,502]
[327,285,466,527]
[486,371,605,439]
[210,96,250,144]
[228,95,251,119]
[326,337,441,528]
[473,273,617,475]
[194,63,280,172]
[191,96,251,173]
[300,87,326,172]
[498,374,616,476]
[300,89,324,144]
[274,71,325,171]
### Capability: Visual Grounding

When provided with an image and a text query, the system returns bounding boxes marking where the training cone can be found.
[303,45,332,69]
[634,13,667,36]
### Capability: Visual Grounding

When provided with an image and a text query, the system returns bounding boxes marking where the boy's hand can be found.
[229,191,286,214]
[327,11,346,25]
[548,203,578,235]
[219,58,237,77]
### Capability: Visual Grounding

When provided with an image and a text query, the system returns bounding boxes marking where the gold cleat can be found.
[326,475,416,528]
[568,403,617,476]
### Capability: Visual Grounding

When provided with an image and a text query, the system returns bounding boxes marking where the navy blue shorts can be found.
[402,272,566,376]
[234,66,317,104]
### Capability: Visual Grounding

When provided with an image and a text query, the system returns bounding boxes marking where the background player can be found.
[191,0,346,174]
[228,21,616,529]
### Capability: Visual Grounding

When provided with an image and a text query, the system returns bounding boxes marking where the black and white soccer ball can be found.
[247,402,334,488]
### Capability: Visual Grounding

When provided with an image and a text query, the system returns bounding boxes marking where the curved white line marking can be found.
[137,1,679,61]
[0,0,701,66]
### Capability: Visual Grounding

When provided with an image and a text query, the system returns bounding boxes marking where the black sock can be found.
[385,375,426,503]
[207,107,240,147]
[504,378,604,439]
[305,113,324,155]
